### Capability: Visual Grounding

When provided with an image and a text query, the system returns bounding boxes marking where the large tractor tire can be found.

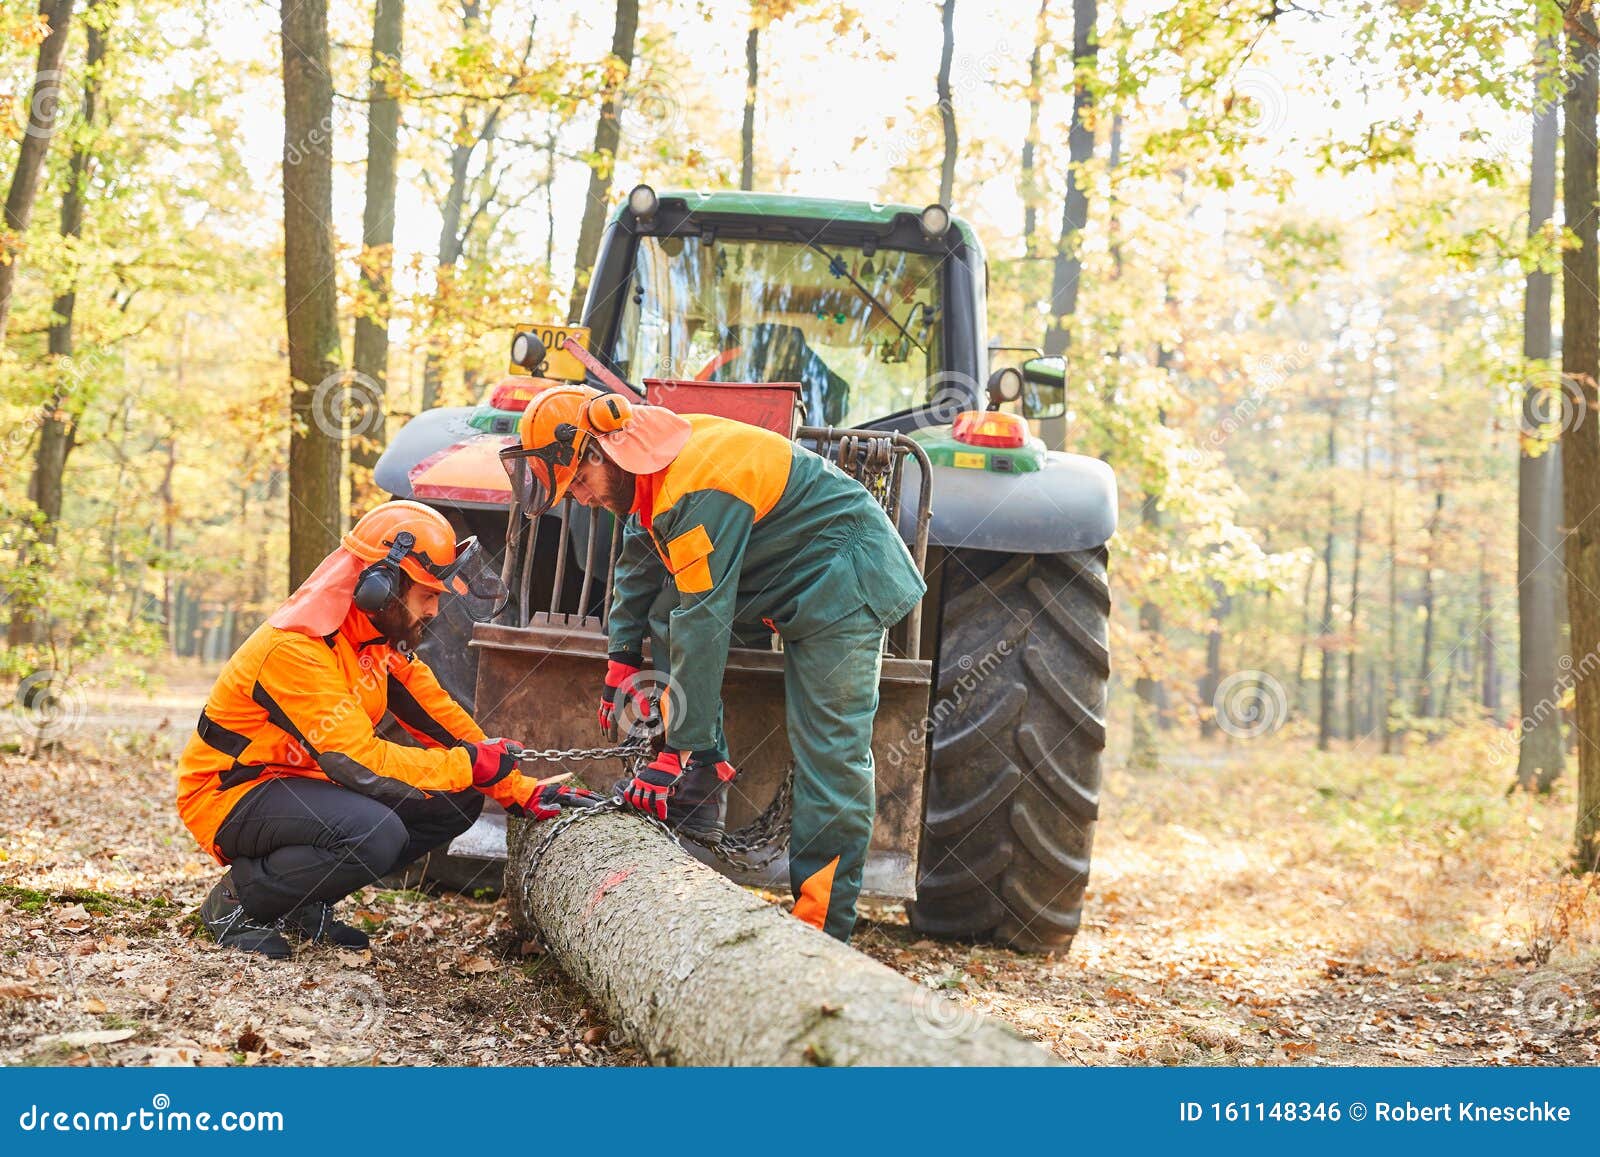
[908,546,1109,953]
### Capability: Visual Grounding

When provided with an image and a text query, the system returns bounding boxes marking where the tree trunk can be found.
[282,0,344,589]
[1562,10,1600,871]
[936,0,957,208]
[1415,489,1443,718]
[8,2,100,648]
[1042,0,1095,356]
[1198,585,1228,741]
[1293,554,1315,715]
[566,0,640,324]
[1383,426,1401,753]
[1020,0,1049,256]
[740,18,759,191]
[1318,409,1337,751]
[350,0,404,514]
[0,0,76,344]
[1519,33,1566,791]
[1346,376,1375,741]
[1480,541,1499,714]
[506,811,1053,1066]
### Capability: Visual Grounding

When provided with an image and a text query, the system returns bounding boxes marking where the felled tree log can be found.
[506,810,1056,1066]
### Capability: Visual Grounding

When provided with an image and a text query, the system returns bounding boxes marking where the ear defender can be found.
[353,531,415,615]
[586,393,632,433]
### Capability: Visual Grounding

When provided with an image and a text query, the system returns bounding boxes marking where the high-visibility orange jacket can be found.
[177,603,533,864]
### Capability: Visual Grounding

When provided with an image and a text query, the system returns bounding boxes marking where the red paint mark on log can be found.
[587,868,635,914]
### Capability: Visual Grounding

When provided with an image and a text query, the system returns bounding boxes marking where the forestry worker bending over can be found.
[500,386,926,942]
[176,500,600,959]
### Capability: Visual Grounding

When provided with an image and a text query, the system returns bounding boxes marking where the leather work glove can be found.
[598,653,654,740]
[621,749,682,821]
[465,737,521,787]
[510,781,605,822]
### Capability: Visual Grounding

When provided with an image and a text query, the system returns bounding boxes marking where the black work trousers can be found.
[213,776,483,921]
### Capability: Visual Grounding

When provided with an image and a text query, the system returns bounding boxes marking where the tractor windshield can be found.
[610,233,944,428]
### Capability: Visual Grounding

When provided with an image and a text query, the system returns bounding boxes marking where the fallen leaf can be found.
[456,955,498,975]
[83,998,107,1014]
[0,984,50,1001]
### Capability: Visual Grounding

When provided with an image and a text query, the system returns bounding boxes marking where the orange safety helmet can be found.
[498,385,633,517]
[341,500,507,617]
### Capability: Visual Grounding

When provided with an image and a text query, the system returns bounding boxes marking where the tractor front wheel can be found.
[908,546,1109,953]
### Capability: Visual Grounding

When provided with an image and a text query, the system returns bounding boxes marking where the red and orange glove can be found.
[598,653,654,740]
[511,781,604,822]
[465,738,520,786]
[621,750,682,820]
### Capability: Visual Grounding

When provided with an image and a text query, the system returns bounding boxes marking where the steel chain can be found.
[513,743,794,884]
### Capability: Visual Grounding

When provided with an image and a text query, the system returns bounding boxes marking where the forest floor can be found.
[1,670,1596,1067]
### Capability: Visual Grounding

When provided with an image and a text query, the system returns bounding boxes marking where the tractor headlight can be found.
[920,203,951,240]
[628,184,659,224]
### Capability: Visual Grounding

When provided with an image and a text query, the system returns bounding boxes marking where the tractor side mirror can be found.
[1020,356,1066,420]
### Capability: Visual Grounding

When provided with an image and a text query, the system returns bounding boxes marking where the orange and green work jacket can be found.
[177,604,534,864]
[607,413,927,756]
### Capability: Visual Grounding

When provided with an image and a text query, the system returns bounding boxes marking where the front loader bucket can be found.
[472,617,931,899]
[455,422,935,901]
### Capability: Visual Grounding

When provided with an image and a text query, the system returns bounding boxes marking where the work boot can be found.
[668,758,732,841]
[281,900,370,949]
[199,873,291,960]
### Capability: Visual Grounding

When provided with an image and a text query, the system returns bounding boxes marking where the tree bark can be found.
[1415,488,1443,718]
[8,1,100,648]
[506,811,1054,1066]
[740,18,759,191]
[1042,0,1095,356]
[566,0,639,324]
[936,0,957,208]
[1519,32,1566,791]
[350,0,404,514]
[1198,585,1228,741]
[282,0,344,589]
[0,0,76,344]
[1318,407,1338,751]
[1020,0,1049,256]
[1562,9,1600,870]
[1345,374,1376,741]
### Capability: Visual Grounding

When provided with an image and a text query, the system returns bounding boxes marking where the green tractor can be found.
[375,188,1115,952]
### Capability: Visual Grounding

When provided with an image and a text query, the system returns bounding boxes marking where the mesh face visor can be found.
[498,444,565,519]
[423,536,508,622]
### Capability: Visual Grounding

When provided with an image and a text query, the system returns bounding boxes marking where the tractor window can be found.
[611,234,943,428]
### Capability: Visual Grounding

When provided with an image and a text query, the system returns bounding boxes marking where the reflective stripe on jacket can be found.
[177,604,500,863]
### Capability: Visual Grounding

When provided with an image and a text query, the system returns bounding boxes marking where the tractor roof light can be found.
[920,203,952,240]
[628,184,659,224]
[487,378,546,413]
[952,409,1028,449]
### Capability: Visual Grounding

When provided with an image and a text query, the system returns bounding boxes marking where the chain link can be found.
[512,743,794,886]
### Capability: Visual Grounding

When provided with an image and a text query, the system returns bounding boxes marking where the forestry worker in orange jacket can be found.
[177,500,599,959]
